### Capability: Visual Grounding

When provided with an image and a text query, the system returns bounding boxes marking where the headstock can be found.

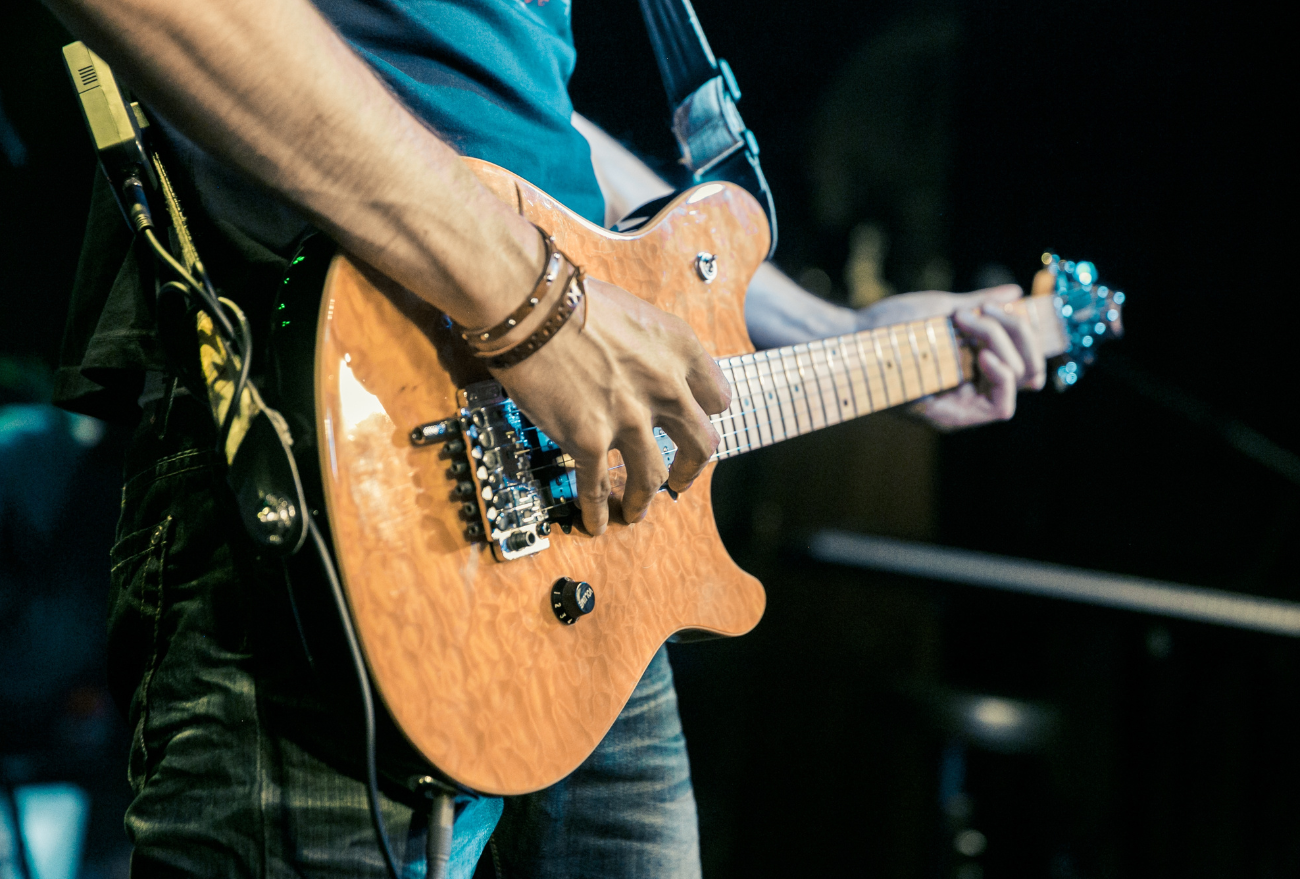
[1036,253,1125,390]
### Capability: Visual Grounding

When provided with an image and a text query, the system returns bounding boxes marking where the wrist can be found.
[440,210,547,330]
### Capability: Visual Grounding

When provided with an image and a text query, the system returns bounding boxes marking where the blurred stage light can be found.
[0,783,89,879]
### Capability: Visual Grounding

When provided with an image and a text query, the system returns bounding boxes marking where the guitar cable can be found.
[309,517,405,879]
[66,46,414,877]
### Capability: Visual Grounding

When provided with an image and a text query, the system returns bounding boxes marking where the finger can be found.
[964,283,1022,306]
[617,424,670,524]
[661,400,720,493]
[570,434,613,536]
[983,306,1046,390]
[953,308,1027,385]
[684,345,732,415]
[978,348,1017,420]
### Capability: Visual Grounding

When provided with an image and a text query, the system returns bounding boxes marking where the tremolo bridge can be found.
[410,381,578,561]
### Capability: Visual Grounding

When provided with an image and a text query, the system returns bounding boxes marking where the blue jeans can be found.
[113,397,701,877]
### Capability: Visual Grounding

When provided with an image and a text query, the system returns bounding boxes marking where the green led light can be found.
[292,255,305,265]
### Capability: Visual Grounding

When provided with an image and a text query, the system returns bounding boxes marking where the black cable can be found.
[140,193,401,877]
[308,517,402,879]
[142,226,240,347]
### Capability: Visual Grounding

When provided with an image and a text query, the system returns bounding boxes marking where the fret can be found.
[792,345,829,431]
[907,321,942,395]
[732,359,762,452]
[853,331,890,409]
[872,328,906,403]
[754,353,791,442]
[778,347,814,435]
[823,338,861,420]
[728,358,759,452]
[716,359,742,457]
[807,341,845,426]
[766,350,802,438]
[740,359,774,448]
[950,320,977,381]
[928,317,961,388]
[838,333,876,415]
[888,326,923,401]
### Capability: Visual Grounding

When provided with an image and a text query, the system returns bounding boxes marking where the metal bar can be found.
[808,530,1300,638]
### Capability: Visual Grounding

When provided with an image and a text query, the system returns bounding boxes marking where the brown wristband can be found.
[455,224,562,345]
[478,267,586,370]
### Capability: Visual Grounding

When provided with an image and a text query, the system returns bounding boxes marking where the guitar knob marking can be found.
[551,577,595,625]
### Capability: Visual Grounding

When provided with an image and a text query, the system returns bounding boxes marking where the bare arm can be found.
[45,0,729,533]
[46,0,544,329]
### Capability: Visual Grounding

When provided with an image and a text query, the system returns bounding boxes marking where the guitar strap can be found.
[636,0,778,255]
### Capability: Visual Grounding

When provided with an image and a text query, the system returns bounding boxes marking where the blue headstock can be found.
[1041,253,1125,390]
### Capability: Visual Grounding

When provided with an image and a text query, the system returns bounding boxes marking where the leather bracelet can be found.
[456,224,563,346]
[478,266,586,370]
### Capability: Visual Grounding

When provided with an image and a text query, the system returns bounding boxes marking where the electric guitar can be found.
[269,159,1124,796]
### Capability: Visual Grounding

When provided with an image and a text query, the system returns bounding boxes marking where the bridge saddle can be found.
[411,380,580,561]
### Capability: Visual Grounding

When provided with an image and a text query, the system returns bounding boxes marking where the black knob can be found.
[448,460,469,476]
[454,481,474,497]
[551,577,595,625]
[446,439,466,454]
[465,522,484,539]
[460,502,477,518]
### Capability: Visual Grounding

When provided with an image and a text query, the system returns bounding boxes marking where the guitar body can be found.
[309,159,769,795]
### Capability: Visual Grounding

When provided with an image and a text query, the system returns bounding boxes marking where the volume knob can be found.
[551,577,595,625]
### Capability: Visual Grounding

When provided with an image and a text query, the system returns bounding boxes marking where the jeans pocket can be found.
[108,516,172,795]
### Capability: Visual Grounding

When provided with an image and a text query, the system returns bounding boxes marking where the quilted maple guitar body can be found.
[312,159,769,795]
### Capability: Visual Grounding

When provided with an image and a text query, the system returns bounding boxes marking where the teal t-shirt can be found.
[316,0,605,224]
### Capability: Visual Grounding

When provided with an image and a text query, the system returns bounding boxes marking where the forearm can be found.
[742,262,856,348]
[44,0,538,328]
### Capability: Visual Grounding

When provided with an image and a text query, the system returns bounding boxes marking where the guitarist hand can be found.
[492,279,731,536]
[856,285,1047,430]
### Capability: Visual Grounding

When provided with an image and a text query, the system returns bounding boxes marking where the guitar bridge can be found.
[411,381,577,561]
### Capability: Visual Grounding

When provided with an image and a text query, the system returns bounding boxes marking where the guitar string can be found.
[470,325,965,514]
[503,345,951,482]
[474,314,1035,521]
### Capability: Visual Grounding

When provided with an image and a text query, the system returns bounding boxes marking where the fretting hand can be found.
[855,284,1047,430]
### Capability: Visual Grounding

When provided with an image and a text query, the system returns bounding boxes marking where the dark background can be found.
[2,0,1296,876]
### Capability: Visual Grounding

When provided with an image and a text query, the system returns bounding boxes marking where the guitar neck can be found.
[709,295,1067,459]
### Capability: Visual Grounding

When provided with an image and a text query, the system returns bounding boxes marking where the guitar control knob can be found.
[446,439,466,455]
[551,577,595,625]
[454,481,474,497]
[449,460,469,476]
